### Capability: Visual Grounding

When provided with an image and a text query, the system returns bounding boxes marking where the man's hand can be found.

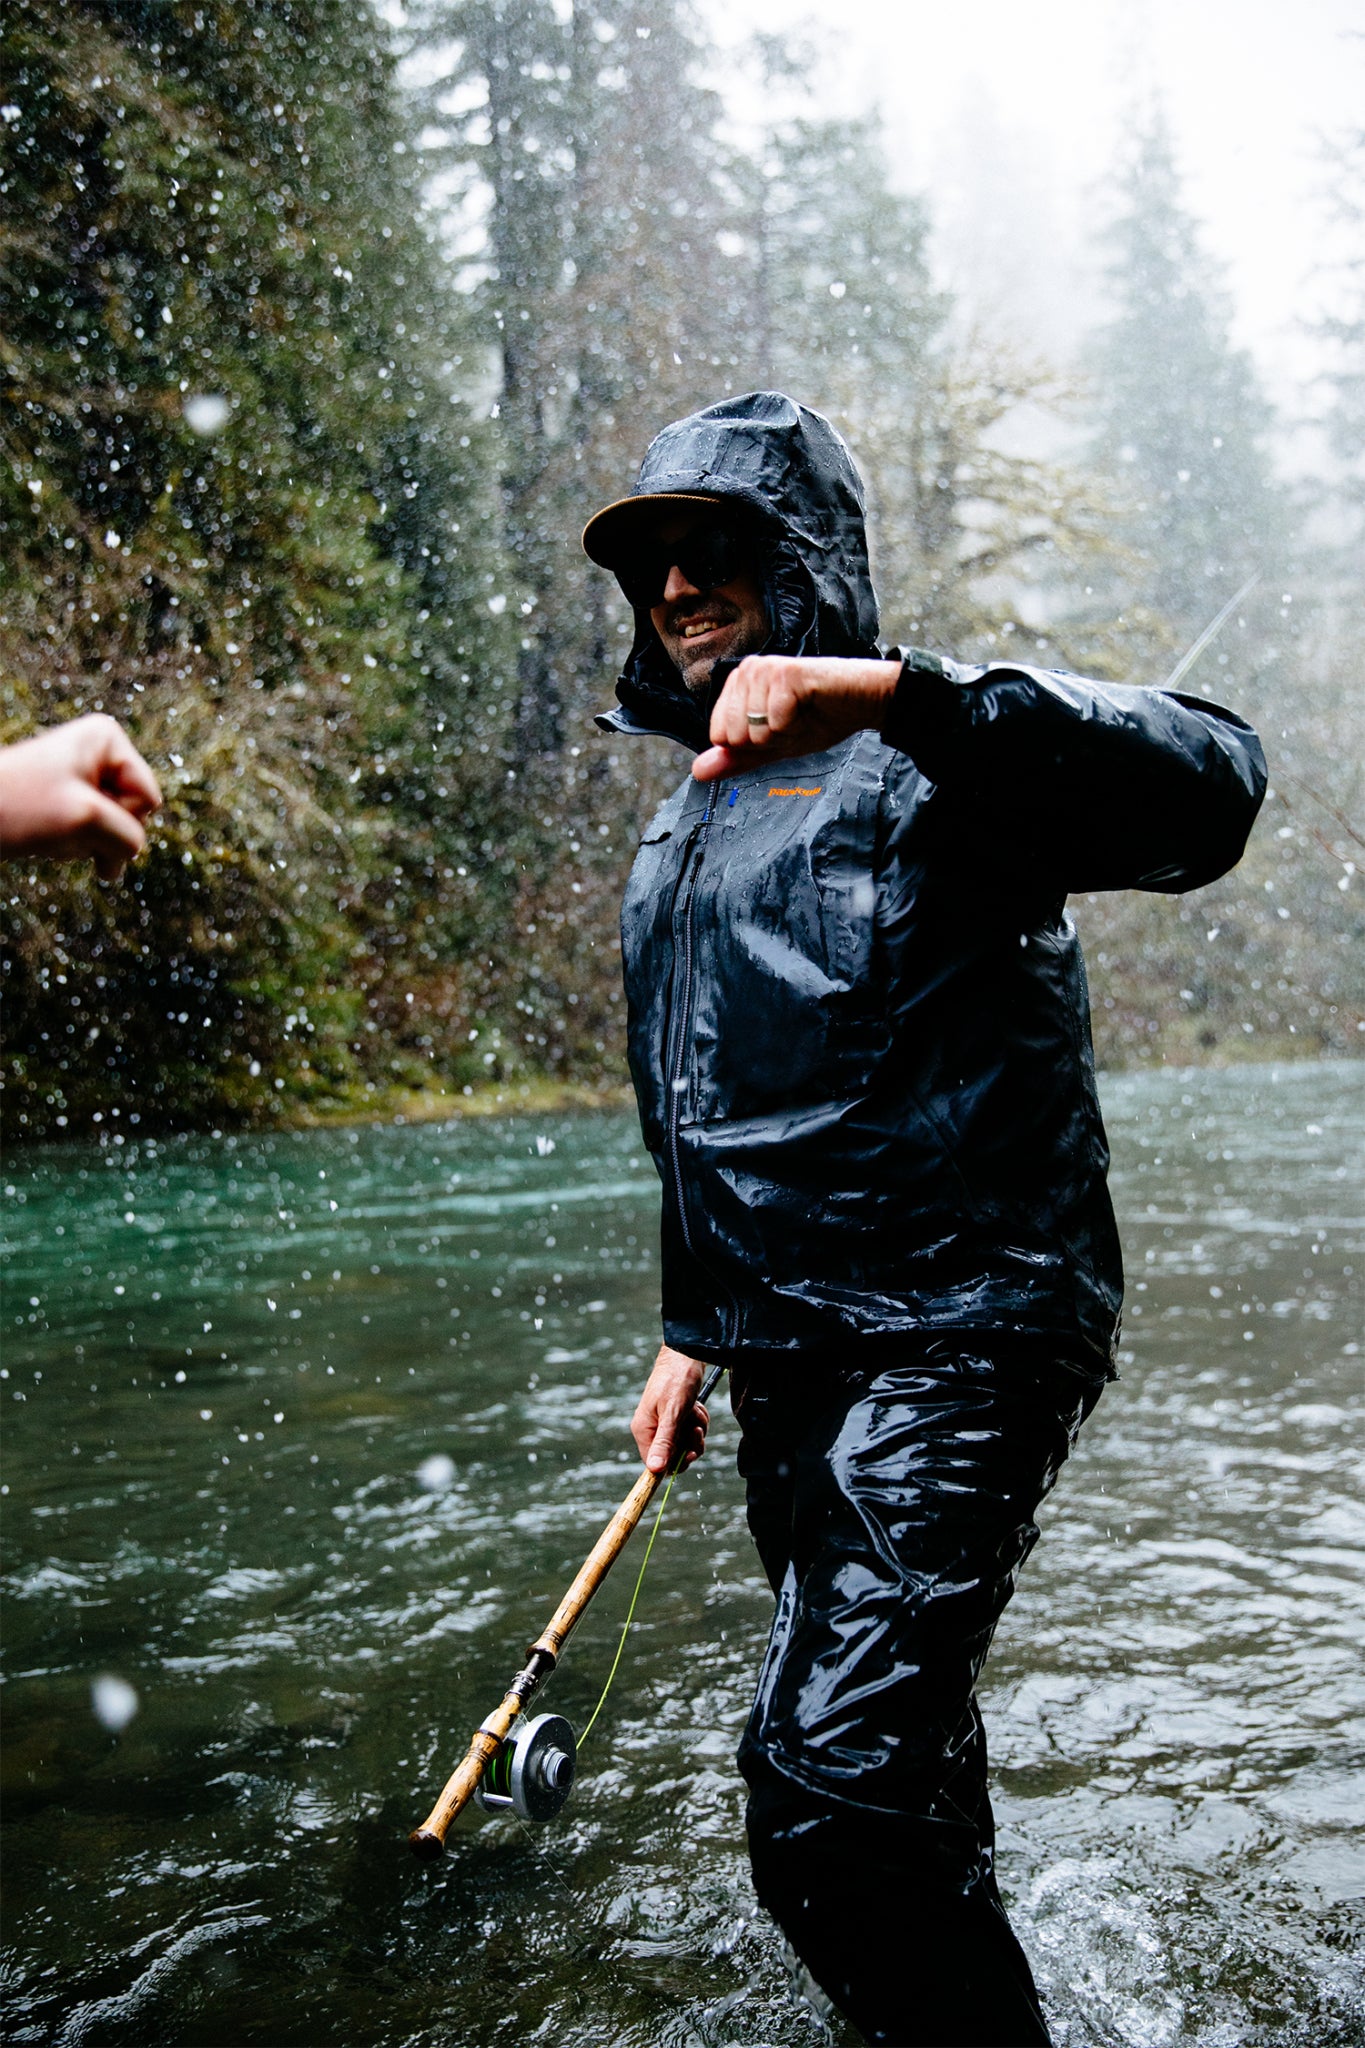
[631,1344,711,1474]
[0,715,163,879]
[693,654,901,782]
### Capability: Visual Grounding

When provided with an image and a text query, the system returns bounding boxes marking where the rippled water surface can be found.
[2,1063,1362,2046]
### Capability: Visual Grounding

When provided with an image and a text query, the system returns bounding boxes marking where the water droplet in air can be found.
[183,393,231,436]
[92,1675,139,1731]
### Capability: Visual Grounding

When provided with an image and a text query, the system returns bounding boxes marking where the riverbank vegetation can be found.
[3,1,1361,1139]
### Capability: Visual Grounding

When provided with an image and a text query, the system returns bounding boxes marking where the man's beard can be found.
[680,620,767,700]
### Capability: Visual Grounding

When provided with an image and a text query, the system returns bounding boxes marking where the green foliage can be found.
[1,0,517,1137]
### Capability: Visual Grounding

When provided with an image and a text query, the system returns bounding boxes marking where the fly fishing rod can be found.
[1162,572,1261,692]
[409,1361,725,1858]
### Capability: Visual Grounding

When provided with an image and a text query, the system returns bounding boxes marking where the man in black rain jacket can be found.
[582,392,1266,2046]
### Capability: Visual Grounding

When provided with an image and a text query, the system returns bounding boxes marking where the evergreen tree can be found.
[402,0,747,1081]
[410,0,737,745]
[736,106,1126,665]
[1090,106,1288,643]
[1070,109,1362,1076]
[1312,118,1365,599]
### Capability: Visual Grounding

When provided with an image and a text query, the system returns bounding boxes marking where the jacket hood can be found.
[591,392,881,750]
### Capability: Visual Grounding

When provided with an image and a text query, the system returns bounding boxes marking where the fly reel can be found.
[411,1365,724,1860]
[474,1713,577,1822]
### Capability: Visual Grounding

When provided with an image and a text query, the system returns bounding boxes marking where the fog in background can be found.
[710,0,1362,404]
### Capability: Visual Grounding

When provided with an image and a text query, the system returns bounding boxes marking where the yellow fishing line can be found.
[579,1466,678,1746]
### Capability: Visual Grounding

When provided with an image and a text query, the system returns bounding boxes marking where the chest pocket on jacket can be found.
[622,784,696,985]
[687,743,886,1123]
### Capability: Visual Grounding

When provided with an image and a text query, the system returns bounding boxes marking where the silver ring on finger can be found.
[746,711,770,727]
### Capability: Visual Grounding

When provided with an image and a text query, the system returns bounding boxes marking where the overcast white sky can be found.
[704,0,1363,405]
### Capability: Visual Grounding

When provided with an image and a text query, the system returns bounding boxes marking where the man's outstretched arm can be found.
[694,652,1266,895]
[693,655,899,782]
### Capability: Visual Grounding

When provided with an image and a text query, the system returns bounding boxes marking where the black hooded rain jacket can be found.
[596,393,1267,1372]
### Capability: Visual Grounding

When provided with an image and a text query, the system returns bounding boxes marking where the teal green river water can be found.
[2,1062,1362,2045]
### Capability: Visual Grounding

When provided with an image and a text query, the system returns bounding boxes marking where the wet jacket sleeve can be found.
[880,657,1267,893]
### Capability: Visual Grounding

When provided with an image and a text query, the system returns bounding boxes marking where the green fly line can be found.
[579,1466,679,1745]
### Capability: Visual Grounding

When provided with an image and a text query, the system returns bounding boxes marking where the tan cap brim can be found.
[581,491,729,569]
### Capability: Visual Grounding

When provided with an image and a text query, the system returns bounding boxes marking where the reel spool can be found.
[474,1713,577,1822]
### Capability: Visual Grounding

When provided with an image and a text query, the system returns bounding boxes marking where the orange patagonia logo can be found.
[768,785,822,797]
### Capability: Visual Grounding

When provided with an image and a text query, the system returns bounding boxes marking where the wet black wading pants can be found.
[730,1344,1105,2048]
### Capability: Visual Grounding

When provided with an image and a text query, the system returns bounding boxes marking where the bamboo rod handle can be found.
[409,1692,523,1858]
[407,1466,659,1858]
[530,1465,660,1663]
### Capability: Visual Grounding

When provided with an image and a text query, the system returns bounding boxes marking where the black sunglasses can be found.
[613,519,757,609]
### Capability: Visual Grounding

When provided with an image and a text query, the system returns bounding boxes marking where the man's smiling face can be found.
[643,512,768,698]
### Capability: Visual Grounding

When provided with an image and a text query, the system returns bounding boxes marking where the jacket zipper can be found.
[663,789,741,1348]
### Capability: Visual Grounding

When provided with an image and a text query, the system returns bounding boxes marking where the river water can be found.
[2,1062,1362,2046]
